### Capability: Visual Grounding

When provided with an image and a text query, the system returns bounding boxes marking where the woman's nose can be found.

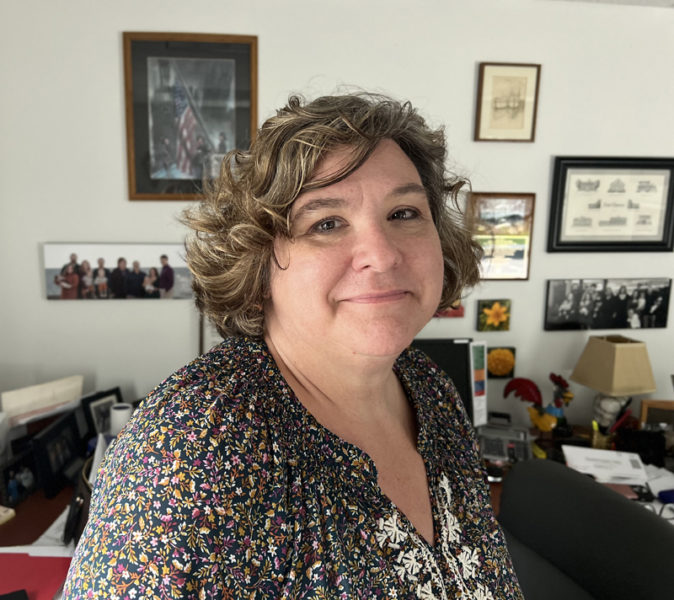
[350,223,402,272]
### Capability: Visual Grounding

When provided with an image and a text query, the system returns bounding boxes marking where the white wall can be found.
[2,0,673,424]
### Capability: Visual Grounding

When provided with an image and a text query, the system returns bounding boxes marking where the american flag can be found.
[173,82,198,177]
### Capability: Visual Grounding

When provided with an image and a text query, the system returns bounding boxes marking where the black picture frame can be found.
[123,32,258,200]
[31,410,83,498]
[544,277,671,331]
[0,450,38,508]
[81,387,123,437]
[548,157,674,252]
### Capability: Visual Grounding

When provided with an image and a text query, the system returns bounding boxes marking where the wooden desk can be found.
[0,485,72,546]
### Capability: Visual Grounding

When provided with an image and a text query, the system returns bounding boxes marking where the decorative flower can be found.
[482,301,509,327]
[487,348,515,376]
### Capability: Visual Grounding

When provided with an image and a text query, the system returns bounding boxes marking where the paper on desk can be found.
[562,445,648,485]
[645,464,674,496]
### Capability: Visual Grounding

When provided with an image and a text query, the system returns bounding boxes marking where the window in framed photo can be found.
[467,192,535,280]
[474,62,541,142]
[124,32,258,200]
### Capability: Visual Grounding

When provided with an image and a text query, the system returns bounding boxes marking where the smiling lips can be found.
[342,290,410,304]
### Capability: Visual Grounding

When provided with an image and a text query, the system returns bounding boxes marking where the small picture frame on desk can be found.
[640,400,674,428]
[31,410,83,498]
[81,387,123,437]
[0,450,38,508]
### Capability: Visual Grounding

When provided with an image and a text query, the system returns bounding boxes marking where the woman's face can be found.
[265,139,444,360]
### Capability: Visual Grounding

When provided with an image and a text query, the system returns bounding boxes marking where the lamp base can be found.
[593,394,628,429]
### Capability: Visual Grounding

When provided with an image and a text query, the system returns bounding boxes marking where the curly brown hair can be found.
[183,92,482,338]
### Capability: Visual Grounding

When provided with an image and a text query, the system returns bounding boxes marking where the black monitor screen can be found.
[411,338,474,424]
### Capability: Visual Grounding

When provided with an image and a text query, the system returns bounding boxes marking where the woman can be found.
[64,93,522,599]
[56,263,79,300]
[143,266,160,298]
[79,259,95,298]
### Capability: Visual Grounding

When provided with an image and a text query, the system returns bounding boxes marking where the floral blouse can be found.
[64,336,522,599]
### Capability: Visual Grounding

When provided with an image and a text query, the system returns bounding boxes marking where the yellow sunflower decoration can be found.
[487,347,515,378]
[477,299,511,331]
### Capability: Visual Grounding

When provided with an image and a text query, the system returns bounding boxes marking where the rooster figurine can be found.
[504,376,558,432]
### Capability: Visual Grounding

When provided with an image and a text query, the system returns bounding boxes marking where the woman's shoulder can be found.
[137,336,273,432]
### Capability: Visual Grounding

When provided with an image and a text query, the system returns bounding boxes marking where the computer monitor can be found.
[411,338,475,424]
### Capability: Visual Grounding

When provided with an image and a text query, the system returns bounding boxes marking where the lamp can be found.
[570,335,656,428]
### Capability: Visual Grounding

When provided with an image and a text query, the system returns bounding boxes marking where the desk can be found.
[0,486,72,547]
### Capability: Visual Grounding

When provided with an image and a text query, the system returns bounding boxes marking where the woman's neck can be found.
[264,332,406,426]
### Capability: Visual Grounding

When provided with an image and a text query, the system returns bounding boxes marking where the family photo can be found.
[43,243,192,300]
[545,277,671,330]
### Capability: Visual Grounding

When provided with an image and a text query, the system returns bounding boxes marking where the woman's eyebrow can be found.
[291,197,345,221]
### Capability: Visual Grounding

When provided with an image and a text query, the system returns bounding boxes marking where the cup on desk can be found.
[591,428,614,450]
[109,402,134,436]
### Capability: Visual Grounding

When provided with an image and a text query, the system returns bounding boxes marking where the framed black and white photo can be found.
[474,62,541,142]
[32,410,83,498]
[0,450,37,508]
[544,278,671,331]
[81,387,123,436]
[548,157,674,252]
[124,32,258,200]
[467,192,535,280]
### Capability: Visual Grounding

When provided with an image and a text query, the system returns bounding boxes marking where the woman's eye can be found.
[390,208,419,220]
[310,218,341,233]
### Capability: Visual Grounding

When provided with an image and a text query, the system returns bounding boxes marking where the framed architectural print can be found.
[123,32,258,200]
[548,157,674,252]
[467,192,535,280]
[474,62,541,142]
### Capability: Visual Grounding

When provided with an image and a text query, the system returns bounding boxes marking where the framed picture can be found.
[487,347,516,379]
[474,62,541,142]
[123,32,258,200]
[32,410,83,498]
[42,242,192,300]
[640,400,674,428]
[544,277,671,331]
[477,299,511,332]
[467,192,535,280]
[548,157,674,252]
[0,450,38,508]
[81,388,123,436]
[200,315,224,354]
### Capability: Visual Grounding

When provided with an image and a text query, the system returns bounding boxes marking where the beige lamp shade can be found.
[570,335,656,397]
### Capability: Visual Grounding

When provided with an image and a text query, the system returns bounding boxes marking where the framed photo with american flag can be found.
[123,32,258,200]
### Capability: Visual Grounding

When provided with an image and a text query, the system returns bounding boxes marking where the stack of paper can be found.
[562,445,648,486]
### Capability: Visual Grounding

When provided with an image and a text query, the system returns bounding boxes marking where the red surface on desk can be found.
[0,554,71,599]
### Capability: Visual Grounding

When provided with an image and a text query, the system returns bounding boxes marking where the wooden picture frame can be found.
[123,32,258,200]
[81,387,123,436]
[31,410,83,498]
[467,192,535,280]
[548,157,674,252]
[474,62,541,142]
[640,400,674,427]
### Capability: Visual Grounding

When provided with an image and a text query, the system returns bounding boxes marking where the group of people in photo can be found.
[551,279,669,329]
[54,253,175,300]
